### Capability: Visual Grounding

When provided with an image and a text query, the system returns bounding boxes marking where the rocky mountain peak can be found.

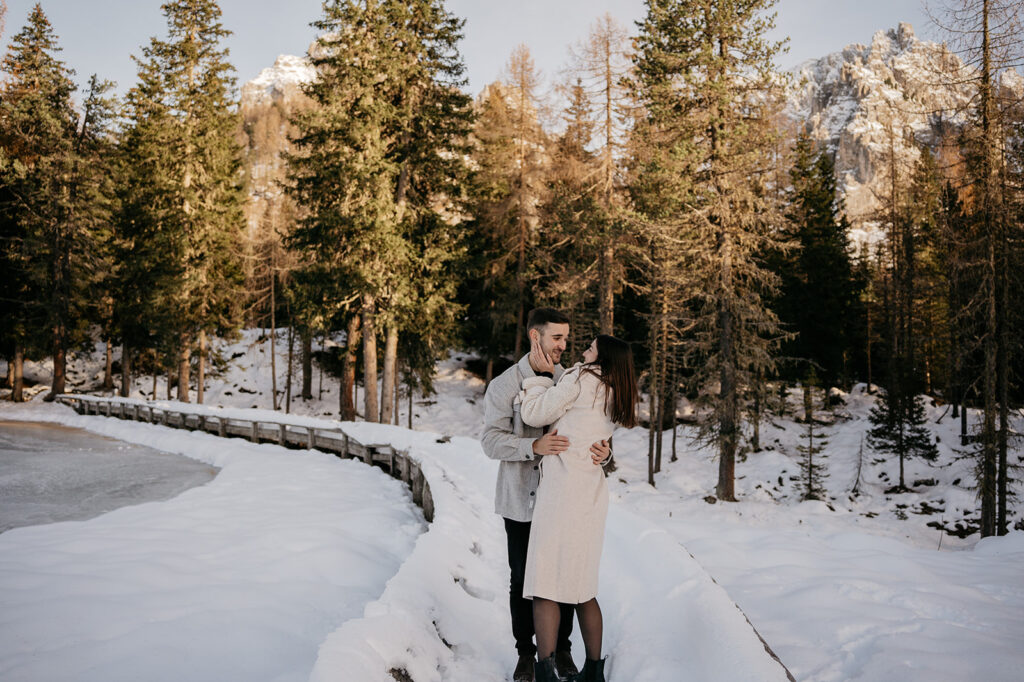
[787,23,975,243]
[240,53,316,109]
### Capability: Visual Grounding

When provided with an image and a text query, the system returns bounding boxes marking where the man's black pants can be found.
[504,517,574,657]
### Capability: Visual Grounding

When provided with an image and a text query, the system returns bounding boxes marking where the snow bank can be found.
[0,404,424,682]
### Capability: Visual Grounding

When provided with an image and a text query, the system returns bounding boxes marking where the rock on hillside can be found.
[238,53,316,298]
[786,23,979,244]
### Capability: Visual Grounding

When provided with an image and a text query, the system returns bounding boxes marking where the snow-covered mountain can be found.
[786,23,1023,244]
[240,53,316,109]
[238,53,316,272]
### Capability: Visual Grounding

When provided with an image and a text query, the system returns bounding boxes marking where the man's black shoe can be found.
[513,653,535,682]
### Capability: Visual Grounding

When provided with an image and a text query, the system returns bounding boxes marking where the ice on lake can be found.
[0,420,218,533]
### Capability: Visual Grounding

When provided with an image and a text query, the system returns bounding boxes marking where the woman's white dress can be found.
[518,364,614,604]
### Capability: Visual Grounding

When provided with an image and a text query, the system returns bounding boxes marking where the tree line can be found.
[1,0,1021,536]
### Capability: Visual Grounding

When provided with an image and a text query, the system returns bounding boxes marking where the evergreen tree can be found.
[288,0,472,419]
[119,0,245,403]
[797,375,828,501]
[0,5,84,400]
[867,388,938,491]
[461,82,522,381]
[777,133,860,388]
[629,0,789,499]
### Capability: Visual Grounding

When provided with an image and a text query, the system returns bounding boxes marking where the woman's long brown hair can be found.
[583,335,638,428]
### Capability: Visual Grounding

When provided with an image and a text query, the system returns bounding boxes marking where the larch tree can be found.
[564,12,633,334]
[630,0,789,499]
[463,50,547,378]
[932,0,1024,536]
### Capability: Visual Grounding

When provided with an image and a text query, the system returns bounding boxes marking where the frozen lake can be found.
[0,421,218,533]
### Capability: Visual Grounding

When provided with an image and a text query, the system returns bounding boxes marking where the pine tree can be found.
[0,5,85,400]
[119,0,245,404]
[777,133,860,388]
[629,0,789,500]
[867,388,938,491]
[797,374,828,501]
[288,0,472,420]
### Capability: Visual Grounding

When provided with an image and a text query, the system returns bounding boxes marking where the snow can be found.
[0,406,424,682]
[241,54,316,106]
[2,332,1024,681]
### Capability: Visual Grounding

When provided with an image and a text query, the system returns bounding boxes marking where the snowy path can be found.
[1,404,793,681]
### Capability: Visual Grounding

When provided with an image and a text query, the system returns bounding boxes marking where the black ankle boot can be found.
[535,655,560,682]
[571,657,606,682]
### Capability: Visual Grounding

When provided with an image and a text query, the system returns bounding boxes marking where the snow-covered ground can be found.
[0,407,424,682]
[3,331,1024,681]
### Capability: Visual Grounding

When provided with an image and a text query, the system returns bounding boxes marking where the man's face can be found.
[536,323,569,364]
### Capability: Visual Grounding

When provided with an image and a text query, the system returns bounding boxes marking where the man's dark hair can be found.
[526,307,570,331]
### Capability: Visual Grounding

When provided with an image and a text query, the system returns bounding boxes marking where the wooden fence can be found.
[56,395,434,522]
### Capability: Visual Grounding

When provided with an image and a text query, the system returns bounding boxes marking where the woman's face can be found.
[583,339,598,364]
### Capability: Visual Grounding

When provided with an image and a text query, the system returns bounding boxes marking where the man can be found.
[482,308,612,682]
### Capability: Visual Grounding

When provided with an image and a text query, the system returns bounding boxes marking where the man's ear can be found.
[528,328,539,343]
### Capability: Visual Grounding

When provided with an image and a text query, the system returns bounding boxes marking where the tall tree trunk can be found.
[751,370,762,453]
[177,335,191,403]
[12,345,24,402]
[599,243,615,335]
[318,335,324,401]
[977,0,999,539]
[647,277,661,487]
[380,324,398,423]
[285,325,294,414]
[120,344,131,398]
[301,330,313,400]
[408,380,413,429]
[669,358,679,462]
[362,293,379,423]
[103,339,115,390]
[270,279,278,410]
[341,314,361,421]
[197,330,206,405]
[716,229,738,502]
[48,324,67,400]
[996,217,1008,535]
[393,373,400,426]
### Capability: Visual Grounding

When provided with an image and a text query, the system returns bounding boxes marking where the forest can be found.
[1,0,1022,538]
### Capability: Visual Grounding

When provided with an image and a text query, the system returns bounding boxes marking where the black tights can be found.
[534,597,603,661]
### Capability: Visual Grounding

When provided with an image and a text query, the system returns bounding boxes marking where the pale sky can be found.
[1,0,933,103]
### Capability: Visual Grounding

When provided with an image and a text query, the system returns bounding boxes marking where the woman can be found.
[519,334,638,682]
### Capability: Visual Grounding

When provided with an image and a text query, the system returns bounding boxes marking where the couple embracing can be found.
[482,308,638,682]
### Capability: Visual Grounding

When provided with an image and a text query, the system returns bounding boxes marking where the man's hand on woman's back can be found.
[532,429,570,455]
